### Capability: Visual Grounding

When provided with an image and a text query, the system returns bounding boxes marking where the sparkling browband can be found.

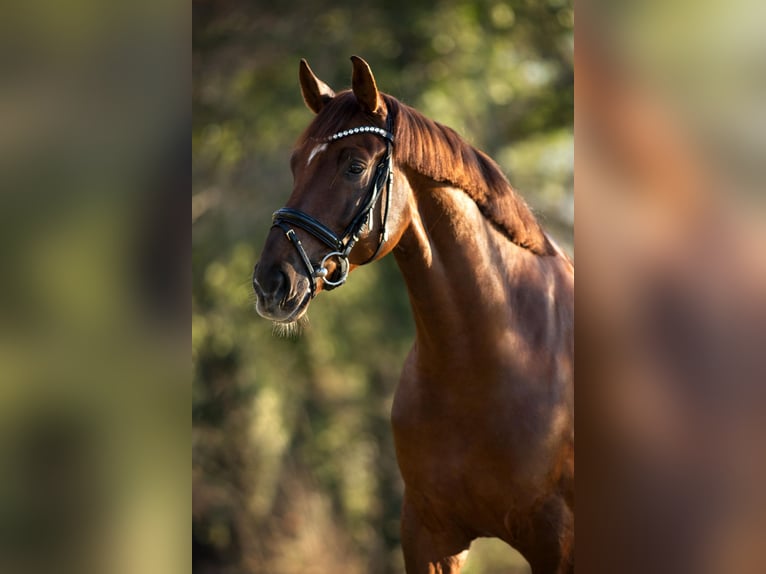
[325,125,394,143]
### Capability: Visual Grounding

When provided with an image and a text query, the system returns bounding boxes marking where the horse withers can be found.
[253,56,574,574]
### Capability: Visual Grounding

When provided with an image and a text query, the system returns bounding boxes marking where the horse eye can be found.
[347,162,365,175]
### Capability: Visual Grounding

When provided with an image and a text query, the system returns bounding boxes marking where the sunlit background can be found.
[192,1,572,572]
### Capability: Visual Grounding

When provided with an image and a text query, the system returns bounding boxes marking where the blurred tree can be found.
[193,1,571,572]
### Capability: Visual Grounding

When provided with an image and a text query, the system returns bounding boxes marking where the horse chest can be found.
[394,374,509,480]
[391,349,562,508]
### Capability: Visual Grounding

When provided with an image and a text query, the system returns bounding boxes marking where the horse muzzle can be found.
[252,261,311,323]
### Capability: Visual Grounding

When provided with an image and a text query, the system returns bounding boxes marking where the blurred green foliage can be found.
[192,1,572,572]
[1,0,187,572]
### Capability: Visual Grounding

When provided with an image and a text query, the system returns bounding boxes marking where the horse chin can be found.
[270,296,310,337]
[271,313,310,338]
[255,288,312,337]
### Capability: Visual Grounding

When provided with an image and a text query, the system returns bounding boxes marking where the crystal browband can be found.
[325,125,394,143]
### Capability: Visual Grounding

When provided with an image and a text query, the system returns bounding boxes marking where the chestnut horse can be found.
[253,56,574,574]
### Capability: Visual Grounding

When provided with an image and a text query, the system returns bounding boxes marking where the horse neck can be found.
[393,178,569,369]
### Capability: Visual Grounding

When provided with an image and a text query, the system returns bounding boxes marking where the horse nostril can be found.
[254,263,290,301]
[252,264,264,296]
[273,269,289,301]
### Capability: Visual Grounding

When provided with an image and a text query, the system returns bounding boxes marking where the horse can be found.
[252,56,574,574]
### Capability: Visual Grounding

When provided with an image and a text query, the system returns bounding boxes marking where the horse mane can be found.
[300,92,555,255]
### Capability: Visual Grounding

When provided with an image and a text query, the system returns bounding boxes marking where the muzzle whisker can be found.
[271,314,310,338]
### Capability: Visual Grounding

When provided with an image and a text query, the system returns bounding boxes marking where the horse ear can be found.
[350,55,383,115]
[299,59,335,114]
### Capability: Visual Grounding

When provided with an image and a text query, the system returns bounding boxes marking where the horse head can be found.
[253,56,411,326]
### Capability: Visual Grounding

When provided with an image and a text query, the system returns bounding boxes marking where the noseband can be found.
[271,116,395,297]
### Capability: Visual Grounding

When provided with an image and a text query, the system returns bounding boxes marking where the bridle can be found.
[271,115,395,297]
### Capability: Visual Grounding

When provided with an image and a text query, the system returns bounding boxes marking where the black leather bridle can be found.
[271,116,395,297]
